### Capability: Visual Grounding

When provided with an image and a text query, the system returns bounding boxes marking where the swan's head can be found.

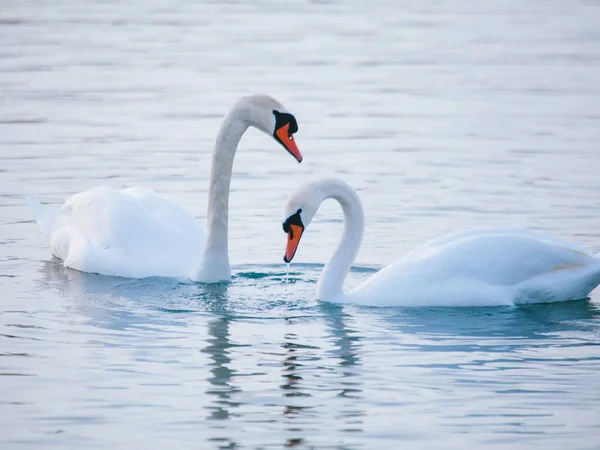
[238,94,302,163]
[281,182,323,263]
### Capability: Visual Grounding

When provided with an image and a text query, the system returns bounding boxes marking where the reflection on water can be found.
[383,300,600,340]
[324,305,364,434]
[202,317,240,422]
[281,330,309,448]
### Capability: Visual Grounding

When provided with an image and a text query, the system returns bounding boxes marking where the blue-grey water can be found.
[2,0,600,448]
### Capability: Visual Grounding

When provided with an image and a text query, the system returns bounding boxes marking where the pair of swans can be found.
[29,95,600,306]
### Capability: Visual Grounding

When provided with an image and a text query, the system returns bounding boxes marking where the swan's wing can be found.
[401,232,598,286]
[415,227,591,255]
[351,232,600,306]
[122,187,204,240]
[30,187,204,278]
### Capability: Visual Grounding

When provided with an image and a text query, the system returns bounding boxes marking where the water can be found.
[2,0,600,448]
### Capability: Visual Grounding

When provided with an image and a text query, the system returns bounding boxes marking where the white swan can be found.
[28,94,303,282]
[282,178,600,306]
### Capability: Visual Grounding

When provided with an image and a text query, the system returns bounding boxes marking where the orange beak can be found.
[275,123,303,163]
[284,224,304,263]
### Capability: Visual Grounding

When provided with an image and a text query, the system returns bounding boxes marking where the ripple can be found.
[3,0,600,447]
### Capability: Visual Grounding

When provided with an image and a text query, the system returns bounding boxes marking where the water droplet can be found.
[284,262,291,285]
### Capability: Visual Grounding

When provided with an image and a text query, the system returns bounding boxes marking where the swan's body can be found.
[282,179,600,307]
[29,95,302,282]
[27,187,205,279]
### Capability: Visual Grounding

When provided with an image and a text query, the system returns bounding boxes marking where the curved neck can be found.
[195,109,249,282]
[316,182,365,302]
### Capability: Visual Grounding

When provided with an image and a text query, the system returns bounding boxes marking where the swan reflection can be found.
[202,317,241,421]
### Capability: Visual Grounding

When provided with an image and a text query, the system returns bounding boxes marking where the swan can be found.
[28,94,303,282]
[281,178,600,306]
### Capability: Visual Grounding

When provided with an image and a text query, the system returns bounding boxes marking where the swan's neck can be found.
[316,183,365,302]
[194,110,249,282]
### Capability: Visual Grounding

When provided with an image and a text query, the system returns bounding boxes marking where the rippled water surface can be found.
[2,0,600,448]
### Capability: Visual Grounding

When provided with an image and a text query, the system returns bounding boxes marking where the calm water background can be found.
[2,0,600,448]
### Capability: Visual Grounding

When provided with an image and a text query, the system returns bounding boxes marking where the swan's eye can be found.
[288,118,298,135]
[273,111,298,136]
[282,208,303,234]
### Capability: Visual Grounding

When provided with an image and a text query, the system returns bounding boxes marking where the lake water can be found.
[2,0,600,448]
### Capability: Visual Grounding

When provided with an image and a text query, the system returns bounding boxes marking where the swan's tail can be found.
[26,197,60,243]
